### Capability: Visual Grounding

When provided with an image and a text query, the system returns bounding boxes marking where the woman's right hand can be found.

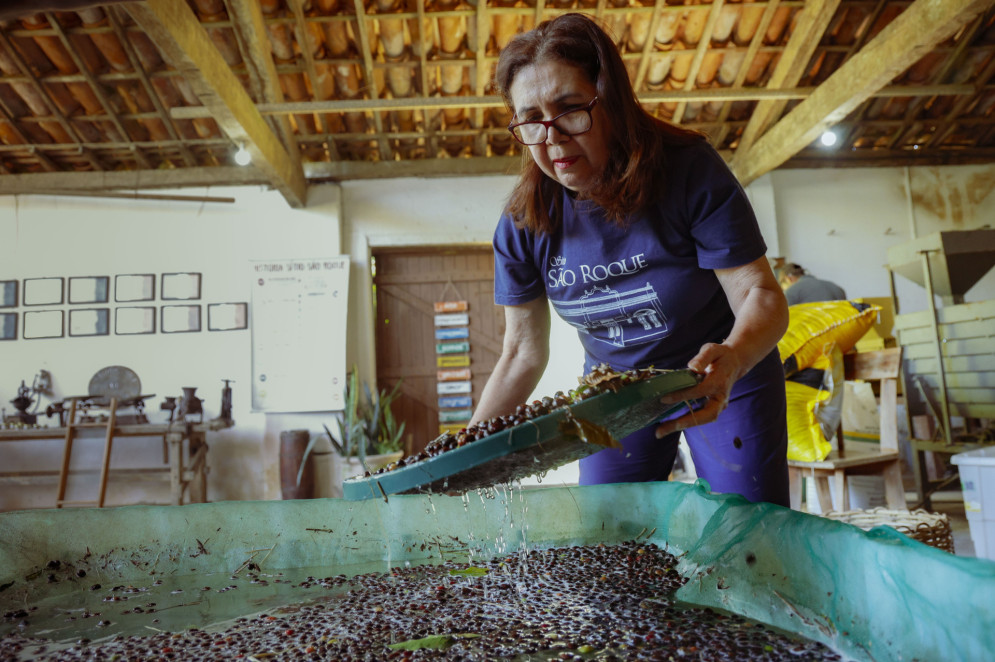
[469,296,551,426]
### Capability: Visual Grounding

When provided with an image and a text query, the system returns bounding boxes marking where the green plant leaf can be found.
[387,633,480,651]
[449,567,488,577]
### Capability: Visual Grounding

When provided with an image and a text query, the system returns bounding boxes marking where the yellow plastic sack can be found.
[778,301,880,377]
[785,378,832,462]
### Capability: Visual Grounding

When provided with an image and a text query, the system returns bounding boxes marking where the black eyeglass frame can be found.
[507,97,599,145]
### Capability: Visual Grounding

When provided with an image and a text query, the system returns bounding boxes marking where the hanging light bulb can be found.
[819,130,838,147]
[234,144,252,166]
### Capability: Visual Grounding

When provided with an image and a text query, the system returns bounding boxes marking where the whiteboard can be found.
[250,257,349,413]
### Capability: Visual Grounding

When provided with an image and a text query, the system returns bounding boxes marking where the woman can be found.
[470,13,790,505]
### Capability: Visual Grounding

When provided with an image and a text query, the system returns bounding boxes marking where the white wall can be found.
[3,161,994,508]
[0,185,344,508]
[772,164,995,313]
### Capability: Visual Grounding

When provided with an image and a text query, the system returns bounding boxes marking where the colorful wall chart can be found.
[434,299,472,434]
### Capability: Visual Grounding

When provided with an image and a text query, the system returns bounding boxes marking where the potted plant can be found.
[324,368,406,487]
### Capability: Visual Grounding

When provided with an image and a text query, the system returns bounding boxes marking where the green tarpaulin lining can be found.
[1,480,992,661]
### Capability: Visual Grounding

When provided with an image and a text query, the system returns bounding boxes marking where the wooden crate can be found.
[895,299,995,422]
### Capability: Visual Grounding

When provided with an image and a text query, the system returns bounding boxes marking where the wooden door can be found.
[373,246,504,454]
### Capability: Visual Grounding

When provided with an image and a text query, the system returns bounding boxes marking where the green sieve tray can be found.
[343,368,701,500]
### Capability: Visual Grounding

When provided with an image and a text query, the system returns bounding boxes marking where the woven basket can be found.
[823,507,955,554]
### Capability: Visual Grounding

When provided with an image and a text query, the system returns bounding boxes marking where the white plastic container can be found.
[950,446,995,560]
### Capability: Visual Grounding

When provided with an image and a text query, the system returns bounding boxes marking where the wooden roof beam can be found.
[0,165,267,194]
[227,0,299,157]
[125,0,307,207]
[732,0,995,186]
[167,82,978,118]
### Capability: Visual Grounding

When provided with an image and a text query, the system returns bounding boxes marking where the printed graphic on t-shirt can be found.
[549,282,670,347]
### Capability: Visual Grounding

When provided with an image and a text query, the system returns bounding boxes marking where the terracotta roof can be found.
[0,0,993,207]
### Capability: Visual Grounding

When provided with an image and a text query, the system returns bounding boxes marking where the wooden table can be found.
[0,418,233,507]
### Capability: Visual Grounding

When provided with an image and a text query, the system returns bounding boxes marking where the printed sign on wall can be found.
[436,340,470,354]
[437,381,472,395]
[434,301,468,313]
[436,326,469,340]
[438,368,471,381]
[437,354,470,368]
[438,395,473,409]
[251,257,349,412]
[434,312,469,327]
[435,298,473,430]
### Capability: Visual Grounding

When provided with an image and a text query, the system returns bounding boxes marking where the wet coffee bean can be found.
[1,542,841,661]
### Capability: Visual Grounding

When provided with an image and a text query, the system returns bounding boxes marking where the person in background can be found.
[468,13,790,506]
[778,263,847,305]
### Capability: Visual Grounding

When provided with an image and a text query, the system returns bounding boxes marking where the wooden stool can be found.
[789,348,907,512]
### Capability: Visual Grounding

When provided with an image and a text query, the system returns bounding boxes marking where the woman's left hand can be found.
[654,341,743,438]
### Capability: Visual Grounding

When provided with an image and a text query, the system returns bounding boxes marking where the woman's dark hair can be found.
[495,12,702,232]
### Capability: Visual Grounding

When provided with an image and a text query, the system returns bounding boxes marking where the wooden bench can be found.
[788,347,906,512]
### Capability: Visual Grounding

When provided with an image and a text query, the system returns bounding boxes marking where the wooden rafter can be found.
[227,0,301,158]
[671,0,725,125]
[0,96,59,172]
[473,0,489,156]
[0,26,103,171]
[287,0,323,143]
[351,0,391,163]
[0,1,992,196]
[44,12,153,170]
[106,6,197,167]
[125,0,306,207]
[735,0,843,155]
[168,83,979,118]
[0,165,267,193]
[632,0,667,93]
[732,0,995,186]
[713,0,782,148]
[415,0,439,158]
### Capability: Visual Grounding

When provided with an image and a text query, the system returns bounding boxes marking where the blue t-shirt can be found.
[493,140,766,372]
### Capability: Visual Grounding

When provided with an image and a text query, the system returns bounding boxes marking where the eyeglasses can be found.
[508,97,599,145]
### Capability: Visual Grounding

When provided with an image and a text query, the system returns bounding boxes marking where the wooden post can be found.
[920,250,954,445]
[96,398,118,508]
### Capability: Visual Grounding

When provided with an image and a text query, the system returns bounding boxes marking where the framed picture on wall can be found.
[23,278,63,306]
[0,280,16,308]
[23,310,63,339]
[0,312,16,340]
[161,273,201,301]
[161,304,201,333]
[69,308,110,337]
[115,274,155,302]
[208,302,248,331]
[115,307,156,335]
[69,276,110,304]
